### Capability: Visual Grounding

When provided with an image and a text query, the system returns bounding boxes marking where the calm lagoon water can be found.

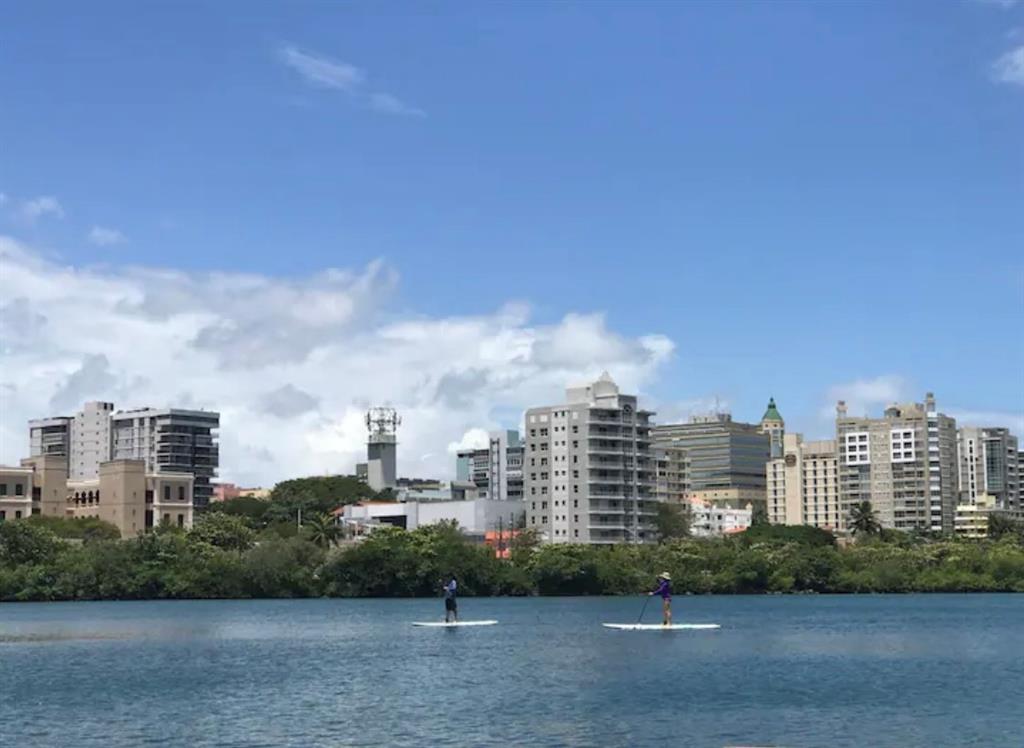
[2,594,1022,747]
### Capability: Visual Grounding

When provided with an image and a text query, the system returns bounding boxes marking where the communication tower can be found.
[365,407,400,492]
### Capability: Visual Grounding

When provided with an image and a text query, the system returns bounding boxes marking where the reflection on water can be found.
[1,595,1022,748]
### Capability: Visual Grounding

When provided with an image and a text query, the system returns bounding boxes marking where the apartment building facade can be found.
[767,433,840,530]
[524,373,657,544]
[957,426,1019,513]
[836,393,958,533]
[456,430,524,501]
[111,408,220,508]
[28,416,73,459]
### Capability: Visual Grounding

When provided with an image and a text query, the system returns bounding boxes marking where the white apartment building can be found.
[836,393,958,533]
[957,426,1019,514]
[69,401,115,481]
[524,373,658,544]
[688,498,751,537]
[767,434,840,530]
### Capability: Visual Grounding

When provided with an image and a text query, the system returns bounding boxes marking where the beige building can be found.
[767,434,840,530]
[0,465,35,522]
[954,494,1001,539]
[0,457,193,537]
[836,393,958,533]
[68,460,194,536]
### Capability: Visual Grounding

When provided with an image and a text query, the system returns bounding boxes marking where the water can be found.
[2,595,1022,747]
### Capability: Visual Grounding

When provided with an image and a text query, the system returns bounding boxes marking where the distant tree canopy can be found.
[207,475,384,534]
[1,517,1023,601]
[652,502,690,542]
[739,523,836,548]
[24,515,120,542]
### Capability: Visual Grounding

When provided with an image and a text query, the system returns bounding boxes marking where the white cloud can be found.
[992,45,1024,86]
[278,45,365,91]
[0,236,673,487]
[88,226,127,246]
[369,92,425,117]
[972,0,1019,9]
[819,375,908,420]
[277,44,424,116]
[947,409,1024,439]
[17,196,64,223]
[447,428,490,456]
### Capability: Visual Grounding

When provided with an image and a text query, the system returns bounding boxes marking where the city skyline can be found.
[2,2,1022,486]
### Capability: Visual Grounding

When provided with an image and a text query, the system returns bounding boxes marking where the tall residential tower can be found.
[524,373,657,544]
[836,393,958,533]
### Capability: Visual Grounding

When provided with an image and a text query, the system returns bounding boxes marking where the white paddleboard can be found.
[602,623,720,631]
[411,620,499,627]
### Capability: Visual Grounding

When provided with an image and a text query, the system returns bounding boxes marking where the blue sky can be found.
[1,1,1022,482]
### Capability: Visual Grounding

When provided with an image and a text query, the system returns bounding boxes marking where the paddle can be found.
[636,593,652,624]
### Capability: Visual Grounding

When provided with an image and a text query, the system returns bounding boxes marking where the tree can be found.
[0,521,62,565]
[188,513,256,551]
[303,513,342,549]
[987,513,1022,542]
[848,501,882,537]
[653,502,690,541]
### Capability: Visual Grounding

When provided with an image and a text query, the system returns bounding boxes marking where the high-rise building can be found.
[759,397,785,459]
[28,416,73,458]
[111,408,220,509]
[836,393,958,533]
[767,433,840,529]
[653,412,770,513]
[69,401,115,481]
[456,430,524,501]
[957,426,1020,513]
[524,373,657,544]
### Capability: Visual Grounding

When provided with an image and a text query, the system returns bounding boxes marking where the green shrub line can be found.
[2,514,1023,602]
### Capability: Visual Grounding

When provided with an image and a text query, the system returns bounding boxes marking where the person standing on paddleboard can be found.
[443,575,458,623]
[649,572,672,626]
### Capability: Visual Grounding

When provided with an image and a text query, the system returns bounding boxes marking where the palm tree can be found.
[848,501,881,537]
[304,513,342,549]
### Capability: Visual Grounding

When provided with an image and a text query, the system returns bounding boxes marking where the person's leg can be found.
[452,603,458,622]
[663,598,671,626]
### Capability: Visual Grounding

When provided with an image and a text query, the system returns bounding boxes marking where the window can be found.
[572,440,578,448]
[177,514,185,528]
[541,501,548,509]
[573,470,579,478]
[163,513,170,524]
[163,485,171,501]
[573,500,578,508]
[15,483,24,496]
[0,484,6,496]
[178,486,185,501]
[15,511,22,519]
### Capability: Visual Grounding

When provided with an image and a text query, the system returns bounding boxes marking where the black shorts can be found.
[445,598,457,612]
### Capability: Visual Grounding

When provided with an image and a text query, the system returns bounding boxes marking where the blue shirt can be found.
[444,580,457,600]
[652,579,672,599]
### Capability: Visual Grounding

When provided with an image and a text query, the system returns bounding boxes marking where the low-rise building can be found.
[954,494,1003,539]
[0,457,193,536]
[688,498,751,537]
[67,460,194,535]
[341,497,525,541]
[0,465,35,522]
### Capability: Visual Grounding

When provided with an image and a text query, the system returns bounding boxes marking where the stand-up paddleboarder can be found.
[649,572,672,626]
[443,575,458,623]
